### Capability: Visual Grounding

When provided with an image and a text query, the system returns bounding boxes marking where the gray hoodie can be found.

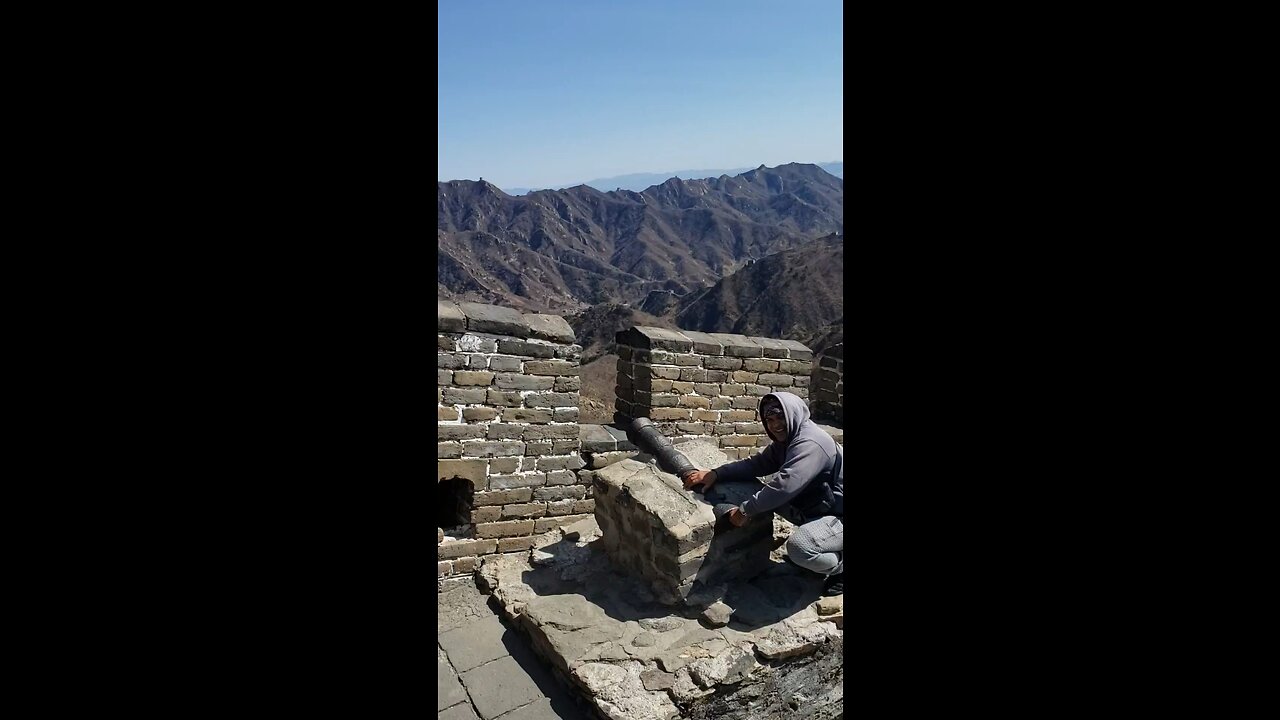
[715,391,844,521]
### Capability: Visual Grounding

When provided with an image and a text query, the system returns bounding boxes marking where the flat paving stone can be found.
[438,657,470,712]
[495,698,560,720]
[460,656,545,720]
[439,701,480,720]
[439,579,494,634]
[438,615,511,673]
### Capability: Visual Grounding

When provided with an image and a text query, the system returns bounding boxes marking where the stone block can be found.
[439,353,464,369]
[481,393,519,411]
[533,486,587,501]
[553,376,580,392]
[673,354,702,367]
[457,301,528,336]
[522,313,575,342]
[472,488,532,506]
[475,519,536,538]
[488,356,522,372]
[523,360,578,376]
[533,513,593,533]
[710,333,763,357]
[703,369,729,383]
[678,396,711,409]
[730,370,758,383]
[753,337,794,359]
[524,392,579,408]
[438,300,465,333]
[488,457,521,473]
[497,338,556,358]
[709,398,732,410]
[744,384,771,396]
[438,335,456,352]
[692,410,721,422]
[544,469,578,486]
[438,560,452,577]
[453,557,478,573]
[501,503,547,519]
[438,441,463,458]
[731,397,758,409]
[521,424,579,441]
[579,424,617,453]
[502,408,553,424]
[438,538,497,559]
[439,425,486,441]
[524,441,552,455]
[678,367,707,382]
[462,407,500,422]
[616,326,694,352]
[442,387,487,405]
[591,451,773,603]
[497,537,543,553]
[777,338,813,361]
[461,441,525,458]
[703,356,742,371]
[486,423,525,440]
[439,406,460,422]
[778,359,812,375]
[457,335,499,353]
[489,473,547,490]
[438,369,453,385]
[650,408,691,421]
[536,455,586,471]
[742,358,779,373]
[678,330,725,355]
[470,506,502,523]
[493,373,554,391]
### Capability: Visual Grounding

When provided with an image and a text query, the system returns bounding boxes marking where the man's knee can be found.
[786,531,815,563]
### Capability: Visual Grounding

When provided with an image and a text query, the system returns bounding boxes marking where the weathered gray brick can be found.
[703,356,742,371]
[438,539,496,559]
[486,423,525,440]
[533,486,587,501]
[522,425,579,441]
[554,376,581,392]
[693,383,720,395]
[438,441,463,458]
[438,406,459,422]
[438,458,487,484]
[463,407,500,422]
[456,334,499,353]
[553,408,579,422]
[488,457,521,473]
[439,425,486,441]
[443,387,487,404]
[452,370,495,386]
[438,369,452,385]
[486,389,523,407]
[524,360,579,376]
[488,473,547,490]
[438,353,464,369]
[745,384,771,396]
[551,440,580,454]
[493,373,555,391]
[524,392,579,408]
[524,442,552,455]
[544,469,577,486]
[501,503,547,519]
[503,408,553,424]
[758,373,792,386]
[497,339,556,358]
[537,455,586,472]
[742,358,779,373]
[470,506,502,523]
[475,519,536,538]
[488,355,522,372]
[461,441,525,458]
[472,488,533,506]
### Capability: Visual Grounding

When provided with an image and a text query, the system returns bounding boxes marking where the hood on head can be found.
[760,391,809,442]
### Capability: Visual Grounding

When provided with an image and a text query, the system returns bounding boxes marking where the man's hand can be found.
[683,469,717,493]
[727,507,748,527]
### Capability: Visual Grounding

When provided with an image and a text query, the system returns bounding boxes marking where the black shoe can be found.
[822,572,844,596]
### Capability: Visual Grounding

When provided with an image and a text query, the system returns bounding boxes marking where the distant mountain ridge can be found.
[502,161,843,195]
[438,162,843,314]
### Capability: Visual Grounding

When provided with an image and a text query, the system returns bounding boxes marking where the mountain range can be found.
[438,162,843,315]
[502,161,843,195]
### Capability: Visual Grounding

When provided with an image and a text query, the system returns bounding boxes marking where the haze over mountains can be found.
[502,161,843,195]
[439,162,842,315]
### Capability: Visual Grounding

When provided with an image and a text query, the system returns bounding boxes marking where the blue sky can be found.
[439,0,843,189]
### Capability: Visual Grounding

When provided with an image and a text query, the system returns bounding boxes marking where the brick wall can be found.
[437,300,595,581]
[612,327,814,460]
[810,343,844,425]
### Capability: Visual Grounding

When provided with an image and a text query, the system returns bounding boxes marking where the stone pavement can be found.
[439,576,592,720]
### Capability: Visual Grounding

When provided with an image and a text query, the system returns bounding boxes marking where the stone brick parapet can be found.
[588,441,774,605]
[810,343,843,425]
[438,299,590,578]
[612,327,813,459]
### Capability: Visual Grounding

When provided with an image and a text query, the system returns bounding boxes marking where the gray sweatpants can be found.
[785,515,844,576]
